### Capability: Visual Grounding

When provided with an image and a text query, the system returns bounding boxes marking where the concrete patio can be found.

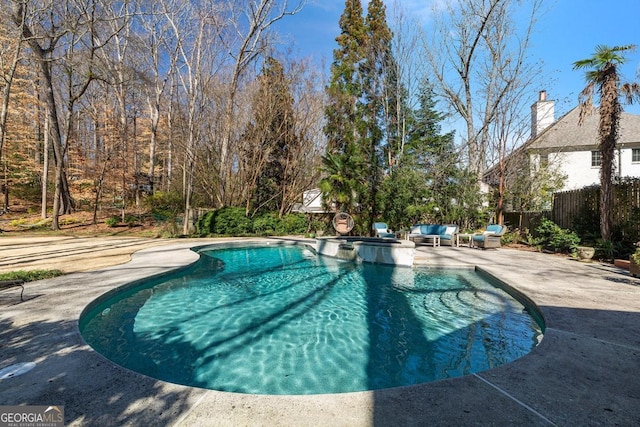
[1,236,639,426]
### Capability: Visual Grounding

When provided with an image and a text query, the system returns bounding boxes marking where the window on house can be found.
[540,153,549,167]
[591,150,602,167]
[633,148,640,163]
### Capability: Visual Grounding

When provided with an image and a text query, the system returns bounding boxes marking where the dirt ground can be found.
[0,202,173,273]
[0,235,173,274]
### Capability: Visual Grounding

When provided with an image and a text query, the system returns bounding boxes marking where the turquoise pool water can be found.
[80,244,543,395]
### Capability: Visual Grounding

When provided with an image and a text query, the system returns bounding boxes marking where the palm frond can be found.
[577,82,595,125]
[621,82,640,104]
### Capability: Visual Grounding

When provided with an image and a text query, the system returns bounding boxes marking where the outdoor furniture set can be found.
[373,221,507,249]
[408,223,507,249]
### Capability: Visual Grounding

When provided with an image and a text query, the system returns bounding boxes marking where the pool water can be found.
[80,244,543,395]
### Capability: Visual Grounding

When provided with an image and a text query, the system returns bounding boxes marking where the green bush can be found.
[124,214,139,227]
[253,213,279,235]
[105,216,119,227]
[196,207,253,235]
[217,207,253,235]
[500,230,519,246]
[195,211,215,235]
[196,209,312,236]
[276,213,307,234]
[535,218,580,253]
[595,239,615,261]
[143,191,183,222]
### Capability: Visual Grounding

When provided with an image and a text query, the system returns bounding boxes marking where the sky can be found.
[275,0,640,119]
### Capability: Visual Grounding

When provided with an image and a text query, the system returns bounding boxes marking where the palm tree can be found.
[319,146,363,214]
[573,45,640,241]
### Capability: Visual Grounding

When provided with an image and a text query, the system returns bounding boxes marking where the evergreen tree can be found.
[243,57,298,215]
[358,0,397,234]
[322,0,402,235]
[381,80,461,228]
[322,0,367,215]
[324,0,366,155]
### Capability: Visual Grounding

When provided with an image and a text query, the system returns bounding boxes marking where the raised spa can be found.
[80,244,543,395]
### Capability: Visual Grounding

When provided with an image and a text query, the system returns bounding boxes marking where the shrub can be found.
[143,191,183,222]
[253,213,278,235]
[197,207,253,235]
[105,216,119,227]
[216,207,253,235]
[276,213,307,234]
[632,245,640,264]
[195,211,215,235]
[124,214,139,227]
[500,230,519,246]
[595,239,615,261]
[196,209,315,237]
[535,218,580,254]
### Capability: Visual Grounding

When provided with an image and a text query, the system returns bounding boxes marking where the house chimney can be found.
[531,90,554,138]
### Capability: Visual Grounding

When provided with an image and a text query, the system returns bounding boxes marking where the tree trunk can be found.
[598,68,620,241]
[41,112,49,219]
[15,8,73,229]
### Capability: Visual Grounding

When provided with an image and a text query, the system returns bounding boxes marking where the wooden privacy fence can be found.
[507,179,640,241]
[552,187,599,230]
[503,211,551,231]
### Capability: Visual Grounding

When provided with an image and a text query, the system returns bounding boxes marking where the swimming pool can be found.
[80,244,543,395]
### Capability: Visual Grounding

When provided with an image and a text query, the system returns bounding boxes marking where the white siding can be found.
[619,147,640,178]
[545,148,640,191]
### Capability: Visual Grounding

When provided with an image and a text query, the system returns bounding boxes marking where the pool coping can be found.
[1,237,640,426]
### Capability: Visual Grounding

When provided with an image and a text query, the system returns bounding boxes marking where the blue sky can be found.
[276,0,640,117]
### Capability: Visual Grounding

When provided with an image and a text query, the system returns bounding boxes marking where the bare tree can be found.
[280,57,326,215]
[163,0,225,234]
[11,0,130,229]
[216,0,304,207]
[386,1,430,167]
[0,5,25,212]
[138,1,179,195]
[11,1,72,229]
[423,0,545,183]
[93,0,137,218]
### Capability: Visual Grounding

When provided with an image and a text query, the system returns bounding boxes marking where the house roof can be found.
[528,107,640,151]
[482,106,640,183]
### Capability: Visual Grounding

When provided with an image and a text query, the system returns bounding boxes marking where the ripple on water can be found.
[80,245,542,394]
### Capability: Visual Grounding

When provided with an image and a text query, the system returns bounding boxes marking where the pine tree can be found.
[324,0,366,154]
[243,57,298,215]
[322,0,367,215]
[382,80,458,228]
[359,0,396,233]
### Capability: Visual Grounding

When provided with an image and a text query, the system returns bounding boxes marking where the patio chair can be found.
[373,222,395,238]
[332,212,354,235]
[472,224,507,249]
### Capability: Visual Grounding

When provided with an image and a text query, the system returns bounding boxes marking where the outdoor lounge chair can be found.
[373,222,395,238]
[472,224,507,249]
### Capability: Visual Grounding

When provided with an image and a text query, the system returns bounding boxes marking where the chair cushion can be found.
[414,224,455,236]
[420,224,439,235]
[486,224,503,234]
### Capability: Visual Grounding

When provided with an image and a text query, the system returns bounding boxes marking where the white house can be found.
[486,91,640,192]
